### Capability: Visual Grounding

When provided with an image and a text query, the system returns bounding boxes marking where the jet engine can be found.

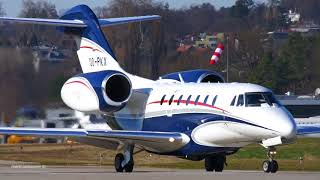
[61,70,132,113]
[161,69,225,83]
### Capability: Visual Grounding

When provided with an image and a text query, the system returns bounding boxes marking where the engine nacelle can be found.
[161,69,225,83]
[61,70,132,113]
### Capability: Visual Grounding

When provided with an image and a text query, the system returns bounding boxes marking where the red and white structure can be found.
[210,44,224,65]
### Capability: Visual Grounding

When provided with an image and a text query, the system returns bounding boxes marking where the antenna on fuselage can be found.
[178,73,185,84]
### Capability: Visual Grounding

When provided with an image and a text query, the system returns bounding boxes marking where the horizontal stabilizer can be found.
[0,127,189,153]
[0,17,87,27]
[0,15,160,28]
[99,15,161,27]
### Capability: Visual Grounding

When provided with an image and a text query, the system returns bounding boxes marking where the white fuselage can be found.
[112,80,297,150]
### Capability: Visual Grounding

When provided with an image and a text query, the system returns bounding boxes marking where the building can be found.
[10,106,78,143]
[277,95,320,118]
[194,33,224,49]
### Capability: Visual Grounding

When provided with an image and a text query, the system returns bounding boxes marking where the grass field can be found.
[0,138,319,171]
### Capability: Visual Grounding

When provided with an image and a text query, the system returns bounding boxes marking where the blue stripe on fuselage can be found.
[141,113,276,156]
[142,113,274,132]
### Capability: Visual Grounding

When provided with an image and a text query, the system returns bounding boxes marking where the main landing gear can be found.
[114,144,134,173]
[262,147,278,173]
[205,154,226,172]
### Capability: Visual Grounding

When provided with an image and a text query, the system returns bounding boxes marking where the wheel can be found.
[205,155,225,172]
[270,160,278,173]
[205,157,216,172]
[124,160,134,172]
[215,155,225,172]
[115,153,124,172]
[262,160,271,173]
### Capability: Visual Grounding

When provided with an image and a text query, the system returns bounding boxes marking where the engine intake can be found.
[102,73,132,106]
[161,69,225,83]
[61,70,132,113]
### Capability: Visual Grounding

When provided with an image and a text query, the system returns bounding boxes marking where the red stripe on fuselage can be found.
[65,81,92,91]
[80,46,102,53]
[147,100,228,112]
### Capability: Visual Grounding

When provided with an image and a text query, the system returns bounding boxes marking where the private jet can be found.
[0,4,319,173]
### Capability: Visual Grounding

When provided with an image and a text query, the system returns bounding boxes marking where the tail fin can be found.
[61,5,160,73]
[0,4,160,73]
[60,5,120,73]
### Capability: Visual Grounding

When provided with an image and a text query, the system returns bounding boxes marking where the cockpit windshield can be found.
[245,92,280,107]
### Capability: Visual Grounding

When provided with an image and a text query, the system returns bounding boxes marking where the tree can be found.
[184,3,216,33]
[20,0,58,18]
[231,0,254,18]
[309,35,320,91]
[99,0,168,78]
[0,48,35,121]
[274,33,311,93]
[0,2,6,16]
[264,0,286,30]
[17,0,59,47]
[249,54,277,89]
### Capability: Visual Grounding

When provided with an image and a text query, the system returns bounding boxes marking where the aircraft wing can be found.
[297,125,320,137]
[0,127,189,153]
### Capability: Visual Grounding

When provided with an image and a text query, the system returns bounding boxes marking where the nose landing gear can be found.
[262,147,278,173]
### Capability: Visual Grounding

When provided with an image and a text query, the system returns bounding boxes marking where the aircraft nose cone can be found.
[281,119,296,139]
[279,109,297,142]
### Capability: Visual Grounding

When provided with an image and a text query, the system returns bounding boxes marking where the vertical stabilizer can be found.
[60,5,122,73]
[0,4,160,75]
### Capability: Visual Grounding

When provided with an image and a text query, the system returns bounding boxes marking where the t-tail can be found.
[0,4,159,113]
[0,4,160,73]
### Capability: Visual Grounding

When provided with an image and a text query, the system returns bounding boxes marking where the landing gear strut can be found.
[262,147,278,173]
[114,144,134,173]
[205,154,226,172]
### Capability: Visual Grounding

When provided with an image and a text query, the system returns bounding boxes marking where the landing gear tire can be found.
[124,160,134,172]
[115,153,124,172]
[270,160,278,173]
[205,157,216,172]
[215,156,225,172]
[262,160,278,173]
[262,160,271,173]
[205,155,225,172]
[114,145,135,173]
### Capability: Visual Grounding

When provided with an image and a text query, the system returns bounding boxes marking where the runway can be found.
[0,166,319,180]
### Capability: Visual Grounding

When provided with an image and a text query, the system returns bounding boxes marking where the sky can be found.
[1,0,240,17]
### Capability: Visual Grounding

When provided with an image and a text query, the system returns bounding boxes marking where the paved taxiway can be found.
[0,166,319,180]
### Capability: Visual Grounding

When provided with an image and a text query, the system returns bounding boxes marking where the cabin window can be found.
[169,95,174,105]
[212,95,217,106]
[195,95,200,105]
[230,96,236,106]
[186,95,192,105]
[177,95,183,105]
[237,94,244,106]
[203,95,209,104]
[160,95,166,105]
